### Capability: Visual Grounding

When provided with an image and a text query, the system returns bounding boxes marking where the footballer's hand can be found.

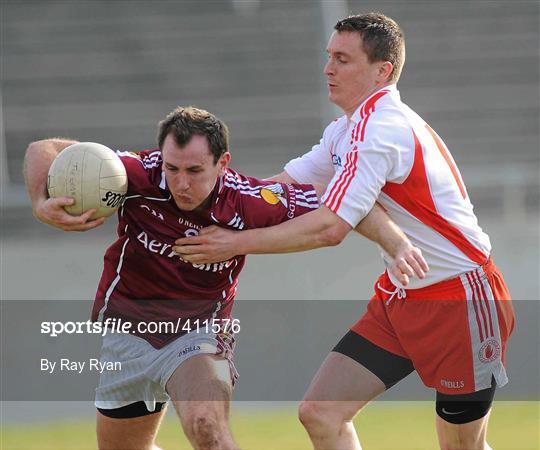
[173,225,240,264]
[34,197,106,232]
[389,242,429,286]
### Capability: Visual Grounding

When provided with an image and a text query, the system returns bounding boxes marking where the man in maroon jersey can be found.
[24,106,427,450]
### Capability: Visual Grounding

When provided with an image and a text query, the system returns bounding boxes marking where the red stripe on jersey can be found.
[360,108,372,142]
[466,272,485,342]
[381,131,487,265]
[325,151,355,211]
[356,90,389,142]
[353,122,361,143]
[325,152,354,209]
[426,124,467,199]
[331,151,359,212]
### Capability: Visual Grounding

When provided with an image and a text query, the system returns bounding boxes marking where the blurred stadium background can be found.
[1,1,538,449]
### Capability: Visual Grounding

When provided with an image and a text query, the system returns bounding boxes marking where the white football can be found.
[47,142,128,219]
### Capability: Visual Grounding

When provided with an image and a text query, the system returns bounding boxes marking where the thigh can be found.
[333,330,414,390]
[303,351,387,420]
[95,332,170,410]
[96,404,167,450]
[166,354,233,423]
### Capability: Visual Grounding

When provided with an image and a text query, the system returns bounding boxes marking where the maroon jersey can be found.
[92,149,318,347]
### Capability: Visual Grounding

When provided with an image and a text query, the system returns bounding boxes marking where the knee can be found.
[440,435,483,450]
[298,401,336,432]
[438,424,486,450]
[184,412,221,449]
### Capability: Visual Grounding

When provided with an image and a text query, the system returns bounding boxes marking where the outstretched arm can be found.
[23,138,106,231]
[260,171,428,282]
[174,202,428,286]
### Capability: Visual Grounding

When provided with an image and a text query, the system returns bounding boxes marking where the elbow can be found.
[28,138,76,154]
[319,226,347,247]
[26,139,51,156]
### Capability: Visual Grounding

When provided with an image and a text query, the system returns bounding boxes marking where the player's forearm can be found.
[354,203,411,257]
[23,139,77,210]
[237,206,352,255]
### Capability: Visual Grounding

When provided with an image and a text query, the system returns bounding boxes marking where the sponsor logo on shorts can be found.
[440,379,465,389]
[179,345,201,357]
[478,338,500,363]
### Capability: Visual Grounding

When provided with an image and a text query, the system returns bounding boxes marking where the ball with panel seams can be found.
[47,142,128,219]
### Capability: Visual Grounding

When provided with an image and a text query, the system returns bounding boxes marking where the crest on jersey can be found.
[260,184,288,208]
[478,338,500,363]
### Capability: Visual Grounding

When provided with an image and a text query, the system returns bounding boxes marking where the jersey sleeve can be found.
[218,172,319,229]
[283,121,337,186]
[116,149,163,196]
[322,116,414,227]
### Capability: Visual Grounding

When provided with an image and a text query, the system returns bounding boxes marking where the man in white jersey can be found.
[174,13,515,450]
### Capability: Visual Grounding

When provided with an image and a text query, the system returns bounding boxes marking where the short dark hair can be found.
[335,13,405,84]
[157,106,229,163]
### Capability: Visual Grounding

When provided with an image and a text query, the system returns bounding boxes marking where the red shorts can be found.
[351,258,515,394]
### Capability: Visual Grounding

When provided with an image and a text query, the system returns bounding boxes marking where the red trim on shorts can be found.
[474,271,495,337]
[466,272,486,342]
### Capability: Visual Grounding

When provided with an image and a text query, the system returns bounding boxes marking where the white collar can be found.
[349,84,398,125]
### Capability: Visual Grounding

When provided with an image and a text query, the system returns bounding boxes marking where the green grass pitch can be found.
[2,402,538,449]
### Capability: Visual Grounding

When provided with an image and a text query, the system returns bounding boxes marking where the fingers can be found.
[399,272,410,287]
[391,246,429,286]
[59,208,97,226]
[199,225,219,235]
[390,262,410,286]
[179,253,205,264]
[80,208,98,222]
[404,252,425,279]
[62,217,106,232]
[172,244,201,255]
[415,248,429,272]
[396,257,414,277]
[172,245,216,264]
[51,197,75,207]
[174,236,205,246]
[39,200,106,231]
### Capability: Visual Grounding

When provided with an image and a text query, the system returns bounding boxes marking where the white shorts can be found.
[94,329,237,412]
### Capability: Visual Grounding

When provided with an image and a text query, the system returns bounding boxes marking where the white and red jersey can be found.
[93,149,318,348]
[285,84,491,288]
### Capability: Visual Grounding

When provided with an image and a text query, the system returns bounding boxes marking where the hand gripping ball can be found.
[47,142,128,219]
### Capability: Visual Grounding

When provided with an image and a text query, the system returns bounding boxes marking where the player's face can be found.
[324,31,388,116]
[162,133,230,211]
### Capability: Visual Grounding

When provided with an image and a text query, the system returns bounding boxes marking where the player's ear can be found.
[217,152,231,176]
[377,61,394,83]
